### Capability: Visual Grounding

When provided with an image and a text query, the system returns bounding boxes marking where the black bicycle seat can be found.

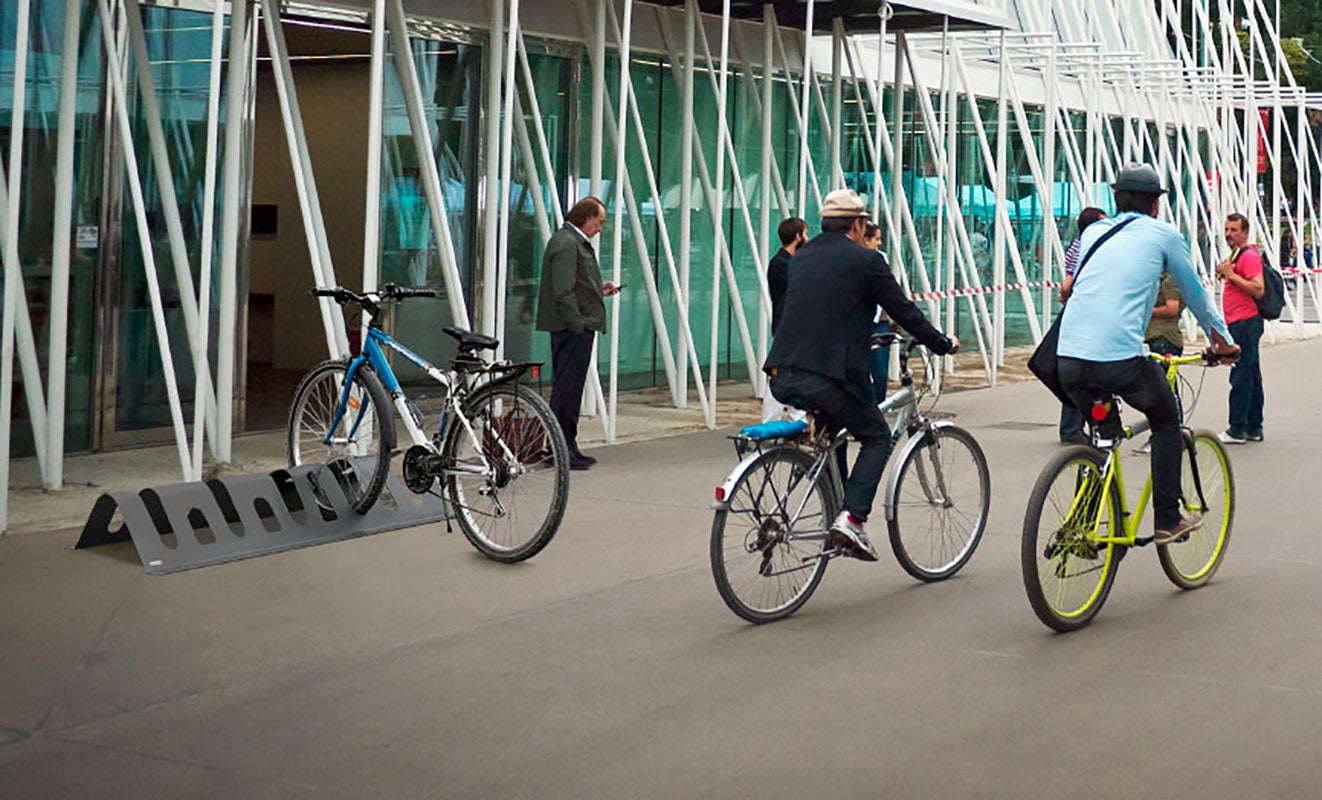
[443,326,499,351]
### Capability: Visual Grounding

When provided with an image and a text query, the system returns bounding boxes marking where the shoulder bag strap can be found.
[1074,215,1140,281]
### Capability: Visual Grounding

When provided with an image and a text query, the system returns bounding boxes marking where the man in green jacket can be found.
[535,197,619,470]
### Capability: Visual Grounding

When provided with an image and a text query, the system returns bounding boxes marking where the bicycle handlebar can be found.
[309,284,438,314]
[1149,349,1236,368]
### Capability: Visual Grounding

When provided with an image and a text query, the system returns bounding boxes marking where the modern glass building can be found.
[0,0,1313,527]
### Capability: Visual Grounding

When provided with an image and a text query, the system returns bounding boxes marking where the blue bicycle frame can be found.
[326,326,454,451]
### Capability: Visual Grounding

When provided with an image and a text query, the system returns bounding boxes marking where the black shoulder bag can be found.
[1027,217,1139,405]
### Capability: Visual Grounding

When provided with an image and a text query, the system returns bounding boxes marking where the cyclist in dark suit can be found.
[764,189,958,560]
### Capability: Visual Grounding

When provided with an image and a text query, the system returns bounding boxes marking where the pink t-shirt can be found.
[1223,246,1263,324]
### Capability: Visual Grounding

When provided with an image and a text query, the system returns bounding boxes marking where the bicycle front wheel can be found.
[1158,430,1234,589]
[886,425,990,582]
[1021,446,1123,632]
[287,360,394,514]
[441,381,570,563]
[711,447,837,624]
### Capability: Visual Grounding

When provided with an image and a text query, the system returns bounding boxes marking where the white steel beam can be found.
[95,0,190,474]
[44,0,84,488]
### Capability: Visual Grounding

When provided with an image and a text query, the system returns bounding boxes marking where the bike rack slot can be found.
[75,464,448,574]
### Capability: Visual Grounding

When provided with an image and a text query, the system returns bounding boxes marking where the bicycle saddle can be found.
[443,325,499,351]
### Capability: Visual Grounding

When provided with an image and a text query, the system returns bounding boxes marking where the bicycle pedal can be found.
[1132,535,1154,547]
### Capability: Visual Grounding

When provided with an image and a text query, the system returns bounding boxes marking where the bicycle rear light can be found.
[714,486,726,501]
[1090,403,1109,422]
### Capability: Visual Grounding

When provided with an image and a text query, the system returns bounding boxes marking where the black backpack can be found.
[1244,246,1286,321]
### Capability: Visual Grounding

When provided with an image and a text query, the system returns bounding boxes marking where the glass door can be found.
[99,1,246,447]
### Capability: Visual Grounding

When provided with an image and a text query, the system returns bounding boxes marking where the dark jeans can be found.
[1227,315,1264,436]
[1059,403,1085,441]
[868,320,891,405]
[1061,338,1183,441]
[1059,356,1183,530]
[549,329,596,456]
[770,368,892,522]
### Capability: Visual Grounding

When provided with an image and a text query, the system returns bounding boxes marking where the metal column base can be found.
[74,464,447,574]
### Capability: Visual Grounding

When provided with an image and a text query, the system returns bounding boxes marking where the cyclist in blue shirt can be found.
[1057,164,1239,545]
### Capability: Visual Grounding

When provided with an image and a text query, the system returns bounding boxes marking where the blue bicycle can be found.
[287,284,570,562]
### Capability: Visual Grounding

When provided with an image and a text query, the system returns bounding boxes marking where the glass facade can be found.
[114,4,229,434]
[0,0,104,457]
[0,1,1172,457]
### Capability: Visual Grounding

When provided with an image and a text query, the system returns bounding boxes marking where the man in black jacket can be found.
[764,189,958,560]
[767,216,808,336]
[535,197,620,471]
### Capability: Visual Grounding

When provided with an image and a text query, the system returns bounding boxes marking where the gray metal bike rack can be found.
[74,463,448,575]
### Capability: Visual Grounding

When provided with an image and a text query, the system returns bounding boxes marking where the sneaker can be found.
[1154,513,1203,546]
[1218,429,1247,445]
[1245,431,1264,442]
[828,511,880,562]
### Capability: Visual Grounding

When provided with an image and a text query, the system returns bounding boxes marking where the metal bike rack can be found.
[74,463,448,575]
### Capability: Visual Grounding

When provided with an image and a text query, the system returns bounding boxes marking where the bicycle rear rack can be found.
[74,463,448,575]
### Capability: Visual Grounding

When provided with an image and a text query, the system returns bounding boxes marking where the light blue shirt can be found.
[1058,212,1233,361]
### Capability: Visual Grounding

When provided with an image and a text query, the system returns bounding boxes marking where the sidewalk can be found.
[5,382,762,536]
[8,319,1317,536]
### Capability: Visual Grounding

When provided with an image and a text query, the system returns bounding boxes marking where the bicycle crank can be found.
[402,445,449,494]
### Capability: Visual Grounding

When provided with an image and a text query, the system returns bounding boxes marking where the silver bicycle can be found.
[710,334,991,623]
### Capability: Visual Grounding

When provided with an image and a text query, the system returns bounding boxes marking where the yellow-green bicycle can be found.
[1022,352,1235,632]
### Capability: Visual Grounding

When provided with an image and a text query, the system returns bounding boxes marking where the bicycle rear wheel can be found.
[886,424,990,582]
[287,360,394,514]
[441,381,570,563]
[1021,446,1123,632]
[1158,430,1234,589]
[711,447,837,624]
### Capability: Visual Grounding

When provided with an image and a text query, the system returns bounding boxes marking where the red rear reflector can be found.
[715,487,726,501]
[531,365,541,380]
[1090,403,1108,421]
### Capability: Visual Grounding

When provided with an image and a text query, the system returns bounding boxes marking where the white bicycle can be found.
[710,334,991,623]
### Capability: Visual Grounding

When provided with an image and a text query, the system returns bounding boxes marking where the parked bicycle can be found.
[1021,351,1235,632]
[286,284,570,562]
[710,334,991,624]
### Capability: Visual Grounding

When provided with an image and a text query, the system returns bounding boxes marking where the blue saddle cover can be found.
[738,419,809,441]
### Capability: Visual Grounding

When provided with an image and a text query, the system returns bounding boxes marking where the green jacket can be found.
[535,224,606,333]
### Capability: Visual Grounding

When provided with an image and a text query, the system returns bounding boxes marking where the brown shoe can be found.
[1154,514,1202,545]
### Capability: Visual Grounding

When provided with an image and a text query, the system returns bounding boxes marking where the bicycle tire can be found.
[1021,445,1123,632]
[710,446,837,624]
[441,381,570,563]
[1158,429,1234,589]
[287,359,394,514]
[886,425,990,582]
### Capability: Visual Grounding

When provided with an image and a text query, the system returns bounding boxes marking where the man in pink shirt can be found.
[1217,213,1266,444]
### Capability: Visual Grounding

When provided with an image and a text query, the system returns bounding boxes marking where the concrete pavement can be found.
[3,336,1322,798]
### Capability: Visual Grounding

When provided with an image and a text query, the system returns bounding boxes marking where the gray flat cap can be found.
[1112,163,1168,194]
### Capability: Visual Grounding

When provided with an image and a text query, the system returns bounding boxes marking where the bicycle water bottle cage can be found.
[738,419,809,442]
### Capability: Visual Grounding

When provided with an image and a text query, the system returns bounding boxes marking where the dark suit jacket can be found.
[767,247,792,335]
[763,232,953,405]
[535,224,606,333]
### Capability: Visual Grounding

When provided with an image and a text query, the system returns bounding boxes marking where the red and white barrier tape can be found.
[911,281,1061,302]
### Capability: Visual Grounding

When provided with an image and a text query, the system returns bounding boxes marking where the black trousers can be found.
[549,330,596,456]
[770,368,892,522]
[1059,356,1182,530]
